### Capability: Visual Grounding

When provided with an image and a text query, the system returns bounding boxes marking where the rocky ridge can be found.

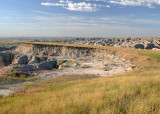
[35,37,160,49]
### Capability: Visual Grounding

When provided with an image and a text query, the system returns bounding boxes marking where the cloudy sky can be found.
[0,0,160,37]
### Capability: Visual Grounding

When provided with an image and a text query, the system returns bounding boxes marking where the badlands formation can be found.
[1,42,134,77]
[0,42,135,96]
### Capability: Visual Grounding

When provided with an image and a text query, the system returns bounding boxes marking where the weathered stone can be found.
[0,52,14,66]
[11,65,36,71]
[145,44,155,49]
[58,65,63,70]
[73,63,80,67]
[36,60,57,70]
[28,56,39,64]
[134,44,144,49]
[13,55,28,65]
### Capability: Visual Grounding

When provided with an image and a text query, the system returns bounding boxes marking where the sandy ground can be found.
[0,59,133,97]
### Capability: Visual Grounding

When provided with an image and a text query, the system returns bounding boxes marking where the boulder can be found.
[13,55,29,65]
[145,44,155,49]
[36,60,57,70]
[134,44,144,49]
[73,62,81,67]
[0,52,14,66]
[11,65,36,71]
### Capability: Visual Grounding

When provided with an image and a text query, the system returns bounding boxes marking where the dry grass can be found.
[0,71,160,114]
[0,43,160,113]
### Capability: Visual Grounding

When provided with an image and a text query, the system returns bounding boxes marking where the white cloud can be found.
[66,2,97,12]
[41,0,110,12]
[106,5,110,8]
[41,2,64,6]
[88,0,160,8]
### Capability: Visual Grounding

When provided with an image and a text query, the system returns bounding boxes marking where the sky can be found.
[0,0,160,38]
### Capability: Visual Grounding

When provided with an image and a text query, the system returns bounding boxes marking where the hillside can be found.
[0,43,160,113]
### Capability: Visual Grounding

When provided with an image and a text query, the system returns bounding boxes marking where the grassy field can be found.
[0,44,160,113]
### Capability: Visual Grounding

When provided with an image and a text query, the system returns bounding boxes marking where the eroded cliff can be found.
[0,42,134,77]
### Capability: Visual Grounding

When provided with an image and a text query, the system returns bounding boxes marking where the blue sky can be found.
[0,0,160,37]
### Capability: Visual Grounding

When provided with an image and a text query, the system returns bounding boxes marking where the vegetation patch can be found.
[44,82,76,91]
[0,71,39,84]
[58,60,67,66]
[139,53,160,62]
[65,60,76,65]
[7,71,28,78]
[144,65,158,70]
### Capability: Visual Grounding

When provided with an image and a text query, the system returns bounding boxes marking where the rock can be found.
[47,56,55,61]
[145,44,155,49]
[37,56,48,62]
[13,55,28,65]
[11,65,36,71]
[73,62,80,67]
[152,48,160,50]
[28,56,39,64]
[36,60,57,70]
[58,65,63,70]
[134,44,144,49]
[0,52,14,66]
[125,67,133,71]
[0,56,5,66]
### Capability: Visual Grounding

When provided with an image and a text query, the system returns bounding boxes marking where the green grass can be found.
[58,60,67,66]
[139,52,160,62]
[0,73,39,84]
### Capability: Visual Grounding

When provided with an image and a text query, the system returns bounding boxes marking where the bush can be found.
[8,71,27,78]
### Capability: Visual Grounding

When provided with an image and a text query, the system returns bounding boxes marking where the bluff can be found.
[15,42,116,60]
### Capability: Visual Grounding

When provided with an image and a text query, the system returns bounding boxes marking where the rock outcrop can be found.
[11,65,36,71]
[134,44,144,49]
[28,56,39,64]
[13,55,29,65]
[15,43,114,60]
[9,60,57,71]
[36,60,57,70]
[145,44,155,49]
[43,37,160,49]
[0,42,135,78]
[0,52,14,67]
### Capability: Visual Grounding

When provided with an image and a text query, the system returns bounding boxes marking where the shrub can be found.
[8,71,27,78]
